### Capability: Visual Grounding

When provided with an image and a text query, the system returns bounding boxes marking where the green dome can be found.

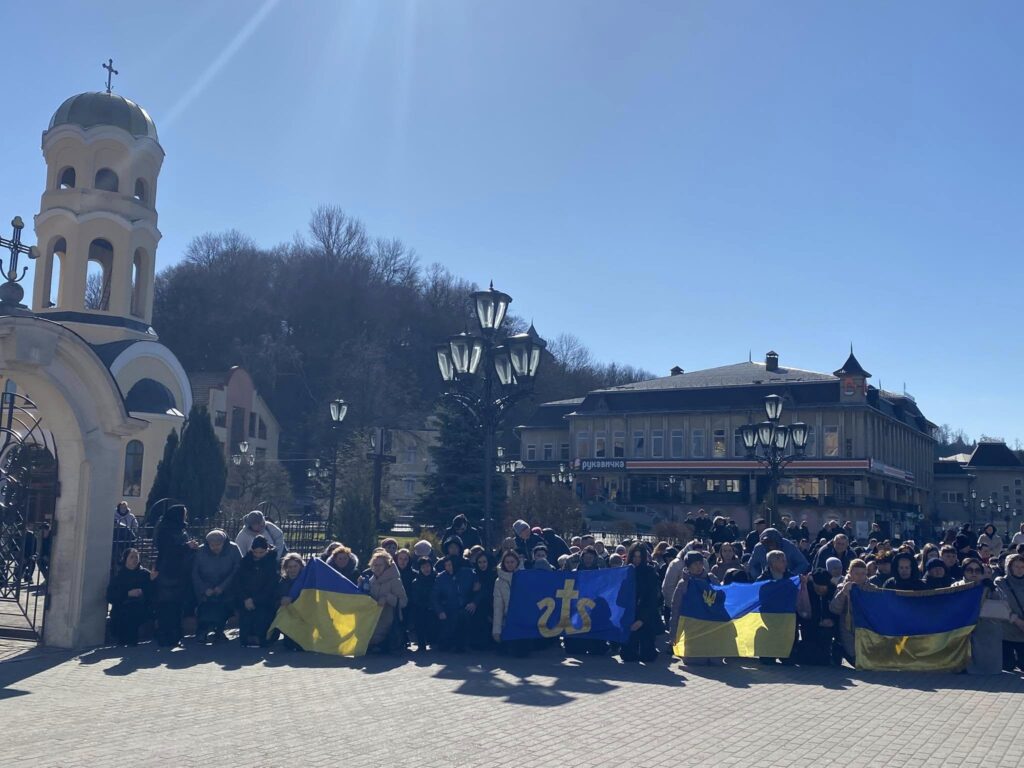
[48,92,158,141]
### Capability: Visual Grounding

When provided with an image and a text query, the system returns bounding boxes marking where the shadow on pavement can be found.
[0,647,76,699]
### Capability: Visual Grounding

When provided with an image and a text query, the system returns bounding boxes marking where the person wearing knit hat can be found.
[923,557,953,589]
[512,520,545,569]
[412,540,434,562]
[825,557,843,584]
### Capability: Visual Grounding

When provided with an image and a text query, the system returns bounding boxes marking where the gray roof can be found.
[599,361,836,393]
[188,371,229,408]
[49,92,158,140]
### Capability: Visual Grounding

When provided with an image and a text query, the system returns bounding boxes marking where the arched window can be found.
[94,168,119,192]
[86,238,113,310]
[58,167,76,189]
[45,237,66,308]
[133,178,147,203]
[131,248,146,318]
[122,440,144,497]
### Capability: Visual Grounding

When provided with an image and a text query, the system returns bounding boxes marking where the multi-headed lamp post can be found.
[435,283,545,550]
[739,394,809,528]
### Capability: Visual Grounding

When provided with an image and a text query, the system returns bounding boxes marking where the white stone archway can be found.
[0,315,145,648]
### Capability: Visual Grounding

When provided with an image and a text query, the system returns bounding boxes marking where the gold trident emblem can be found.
[702,589,718,608]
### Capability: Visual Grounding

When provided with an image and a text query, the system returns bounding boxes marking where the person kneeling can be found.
[237,536,279,647]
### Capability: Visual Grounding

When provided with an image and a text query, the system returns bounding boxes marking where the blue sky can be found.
[3,1,1022,444]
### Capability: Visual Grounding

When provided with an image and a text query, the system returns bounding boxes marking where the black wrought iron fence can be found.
[117,513,329,572]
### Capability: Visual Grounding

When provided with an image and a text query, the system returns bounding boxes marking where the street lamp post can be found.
[436,283,545,550]
[326,398,348,535]
[740,394,809,528]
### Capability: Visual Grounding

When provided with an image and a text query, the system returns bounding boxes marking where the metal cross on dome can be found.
[103,58,118,94]
[0,216,39,312]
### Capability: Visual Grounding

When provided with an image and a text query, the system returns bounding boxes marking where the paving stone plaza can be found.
[3,642,1024,767]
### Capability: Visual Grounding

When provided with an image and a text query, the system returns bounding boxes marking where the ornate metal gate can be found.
[0,389,56,641]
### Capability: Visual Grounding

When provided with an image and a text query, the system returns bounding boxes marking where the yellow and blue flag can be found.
[673,577,800,658]
[501,568,636,642]
[850,583,984,672]
[269,558,382,657]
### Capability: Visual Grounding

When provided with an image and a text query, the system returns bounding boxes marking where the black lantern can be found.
[493,345,515,386]
[740,423,759,452]
[764,394,784,421]
[789,421,809,451]
[506,325,546,380]
[471,283,512,333]
[330,398,348,424]
[449,332,484,375]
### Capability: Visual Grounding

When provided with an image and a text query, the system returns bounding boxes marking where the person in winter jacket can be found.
[747,528,809,578]
[564,547,608,657]
[867,552,893,588]
[235,510,287,559]
[192,529,242,643]
[493,550,529,656]
[670,552,722,666]
[957,558,1004,675]
[512,520,546,569]
[276,553,305,650]
[106,548,155,645]
[994,553,1024,672]
[441,514,482,551]
[153,504,199,647]
[542,528,571,562]
[710,542,741,583]
[327,545,360,583]
[883,551,926,590]
[236,536,280,646]
[798,569,838,665]
[828,558,868,665]
[431,555,474,651]
[813,534,854,574]
[978,524,1004,555]
[468,552,497,649]
[710,517,733,545]
[409,558,437,652]
[922,558,953,589]
[622,543,661,663]
[531,545,555,571]
[366,550,409,653]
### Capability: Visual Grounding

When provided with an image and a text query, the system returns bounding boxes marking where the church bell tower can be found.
[32,62,164,344]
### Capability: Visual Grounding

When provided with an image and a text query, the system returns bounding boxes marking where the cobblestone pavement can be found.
[4,638,1024,768]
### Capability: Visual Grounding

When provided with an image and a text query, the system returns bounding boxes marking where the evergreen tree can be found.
[145,428,179,518]
[417,404,502,530]
[170,405,227,522]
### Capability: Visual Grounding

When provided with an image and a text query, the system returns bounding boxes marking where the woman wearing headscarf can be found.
[978,524,1004,555]
[798,569,838,665]
[882,551,926,591]
[957,557,1004,675]
[106,547,155,646]
[994,553,1024,672]
[468,551,496,649]
[153,504,198,646]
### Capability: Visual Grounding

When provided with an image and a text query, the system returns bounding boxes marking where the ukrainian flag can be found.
[850,583,984,672]
[269,558,382,657]
[673,577,800,658]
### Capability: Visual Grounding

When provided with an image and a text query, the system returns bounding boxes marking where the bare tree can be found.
[308,204,368,261]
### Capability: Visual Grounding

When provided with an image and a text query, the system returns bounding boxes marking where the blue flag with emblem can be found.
[500,568,636,643]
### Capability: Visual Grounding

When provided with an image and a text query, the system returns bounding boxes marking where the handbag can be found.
[980,598,1011,621]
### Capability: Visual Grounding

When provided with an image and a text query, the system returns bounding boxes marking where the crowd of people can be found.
[105,506,1024,676]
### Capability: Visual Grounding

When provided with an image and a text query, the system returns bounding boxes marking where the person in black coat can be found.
[409,557,437,652]
[236,536,280,647]
[106,547,155,645]
[153,504,198,646]
[442,514,483,551]
[542,529,571,562]
[621,543,661,663]
[468,551,497,649]
[883,551,927,591]
[798,569,837,665]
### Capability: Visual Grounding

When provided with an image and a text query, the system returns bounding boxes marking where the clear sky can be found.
[3,2,1022,444]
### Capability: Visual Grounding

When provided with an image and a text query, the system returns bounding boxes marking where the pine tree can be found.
[145,428,179,517]
[170,405,227,522]
[417,404,502,530]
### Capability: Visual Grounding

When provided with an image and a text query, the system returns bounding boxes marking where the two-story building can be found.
[933,441,1024,531]
[189,366,281,465]
[517,350,936,535]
